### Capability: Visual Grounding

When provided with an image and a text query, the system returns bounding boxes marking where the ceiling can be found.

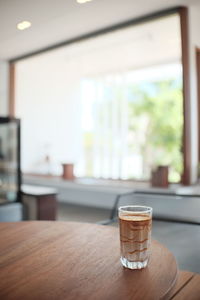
[16,14,181,77]
[0,0,198,60]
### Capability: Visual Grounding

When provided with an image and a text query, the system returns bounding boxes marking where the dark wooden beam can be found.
[179,7,191,185]
[196,48,200,171]
[9,7,181,63]
[9,63,15,117]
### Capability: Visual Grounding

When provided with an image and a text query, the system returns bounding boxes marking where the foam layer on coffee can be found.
[119,213,152,262]
[120,214,151,221]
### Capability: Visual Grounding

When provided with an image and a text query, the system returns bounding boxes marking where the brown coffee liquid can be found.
[119,213,152,262]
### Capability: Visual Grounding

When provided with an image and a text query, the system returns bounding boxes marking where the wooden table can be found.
[0,222,199,300]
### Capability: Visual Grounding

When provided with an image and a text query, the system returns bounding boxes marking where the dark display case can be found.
[0,117,21,204]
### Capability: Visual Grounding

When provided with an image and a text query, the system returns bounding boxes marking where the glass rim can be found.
[118,205,152,214]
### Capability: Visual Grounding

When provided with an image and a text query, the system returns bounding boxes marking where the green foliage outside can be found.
[128,79,183,182]
[82,77,183,182]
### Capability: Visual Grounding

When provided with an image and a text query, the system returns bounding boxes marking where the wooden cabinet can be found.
[21,184,57,220]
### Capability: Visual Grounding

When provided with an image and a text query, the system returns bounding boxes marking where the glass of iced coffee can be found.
[118,205,153,270]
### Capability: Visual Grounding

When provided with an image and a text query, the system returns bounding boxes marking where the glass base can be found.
[120,257,148,269]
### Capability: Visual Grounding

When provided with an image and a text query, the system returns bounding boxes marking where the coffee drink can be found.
[118,206,152,269]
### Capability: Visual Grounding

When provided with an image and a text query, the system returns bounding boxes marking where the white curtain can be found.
[76,73,132,179]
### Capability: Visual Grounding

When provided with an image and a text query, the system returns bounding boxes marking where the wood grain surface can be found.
[0,222,178,300]
[172,273,200,300]
[167,271,194,299]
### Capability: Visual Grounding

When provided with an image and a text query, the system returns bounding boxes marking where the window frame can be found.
[196,47,200,173]
[8,6,191,185]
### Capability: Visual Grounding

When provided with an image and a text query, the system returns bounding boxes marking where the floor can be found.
[58,203,200,274]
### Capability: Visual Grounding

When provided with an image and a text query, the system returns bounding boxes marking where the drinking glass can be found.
[118,205,153,269]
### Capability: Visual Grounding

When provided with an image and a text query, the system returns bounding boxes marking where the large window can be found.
[15,13,183,182]
[80,64,183,181]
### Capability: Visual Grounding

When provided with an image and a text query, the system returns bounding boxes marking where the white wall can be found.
[189,2,200,183]
[15,55,82,174]
[0,60,9,116]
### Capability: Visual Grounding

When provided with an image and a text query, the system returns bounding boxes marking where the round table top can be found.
[0,222,178,300]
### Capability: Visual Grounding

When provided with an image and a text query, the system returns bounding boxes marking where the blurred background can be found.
[0,0,200,273]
